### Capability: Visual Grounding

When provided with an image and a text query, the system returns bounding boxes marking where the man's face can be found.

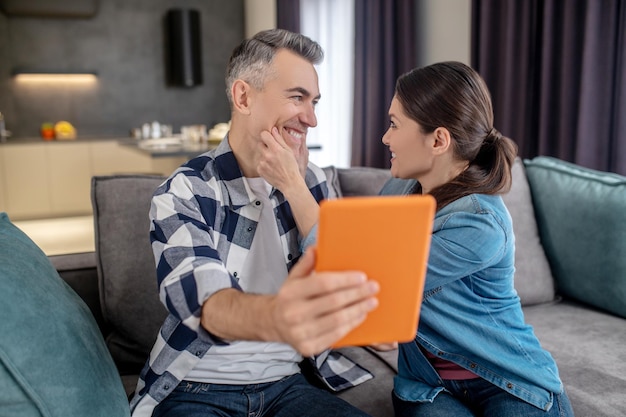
[248,49,320,157]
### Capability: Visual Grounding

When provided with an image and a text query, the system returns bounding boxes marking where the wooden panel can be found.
[2,143,51,220]
[151,156,187,176]
[47,141,92,215]
[0,147,6,213]
[2,140,187,220]
[90,141,153,176]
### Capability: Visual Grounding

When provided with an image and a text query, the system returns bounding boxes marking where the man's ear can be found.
[231,79,252,115]
[432,127,452,155]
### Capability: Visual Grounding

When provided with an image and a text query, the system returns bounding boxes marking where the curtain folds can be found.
[351,0,416,168]
[276,0,300,33]
[472,0,626,175]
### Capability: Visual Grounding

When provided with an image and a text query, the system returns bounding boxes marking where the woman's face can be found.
[382,96,435,180]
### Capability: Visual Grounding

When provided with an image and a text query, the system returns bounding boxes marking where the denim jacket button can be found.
[506,383,513,389]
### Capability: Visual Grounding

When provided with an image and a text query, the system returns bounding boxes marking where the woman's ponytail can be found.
[474,127,518,194]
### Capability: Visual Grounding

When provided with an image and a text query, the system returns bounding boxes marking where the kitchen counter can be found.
[0,136,128,145]
[2,136,321,159]
[0,136,215,159]
[119,137,322,159]
[0,138,190,220]
[118,137,218,158]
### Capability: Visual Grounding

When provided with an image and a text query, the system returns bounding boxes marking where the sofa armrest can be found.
[48,252,108,335]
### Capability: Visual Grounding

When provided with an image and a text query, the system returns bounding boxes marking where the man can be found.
[130,29,379,417]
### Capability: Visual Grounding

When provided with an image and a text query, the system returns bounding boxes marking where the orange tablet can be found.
[315,194,436,348]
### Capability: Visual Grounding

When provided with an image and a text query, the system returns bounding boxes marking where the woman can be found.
[381,62,574,417]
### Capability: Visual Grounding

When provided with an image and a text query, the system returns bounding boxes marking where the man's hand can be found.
[200,248,379,357]
[268,248,380,357]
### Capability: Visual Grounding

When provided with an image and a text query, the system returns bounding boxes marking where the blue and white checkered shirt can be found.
[130,138,372,416]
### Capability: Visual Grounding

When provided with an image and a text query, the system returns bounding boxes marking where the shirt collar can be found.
[212,135,262,210]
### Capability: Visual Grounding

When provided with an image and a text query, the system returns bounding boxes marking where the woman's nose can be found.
[381,129,390,145]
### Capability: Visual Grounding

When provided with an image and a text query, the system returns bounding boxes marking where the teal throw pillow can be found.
[524,157,626,319]
[0,212,129,417]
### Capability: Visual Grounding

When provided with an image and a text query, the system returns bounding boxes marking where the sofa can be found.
[1,156,624,417]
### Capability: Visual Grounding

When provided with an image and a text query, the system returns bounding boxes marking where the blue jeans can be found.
[392,377,575,417]
[152,373,371,417]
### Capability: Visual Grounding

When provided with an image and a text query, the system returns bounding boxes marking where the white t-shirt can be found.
[185,177,302,384]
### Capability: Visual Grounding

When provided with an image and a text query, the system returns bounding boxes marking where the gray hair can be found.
[225,29,324,106]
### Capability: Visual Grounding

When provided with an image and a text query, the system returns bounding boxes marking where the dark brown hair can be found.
[395,61,518,209]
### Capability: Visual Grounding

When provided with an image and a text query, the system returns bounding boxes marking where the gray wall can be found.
[0,0,244,138]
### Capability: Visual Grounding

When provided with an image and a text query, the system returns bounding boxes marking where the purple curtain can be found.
[276,0,300,33]
[473,0,626,175]
[351,0,416,168]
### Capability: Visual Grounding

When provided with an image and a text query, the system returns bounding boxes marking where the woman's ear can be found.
[432,127,452,155]
[231,79,252,115]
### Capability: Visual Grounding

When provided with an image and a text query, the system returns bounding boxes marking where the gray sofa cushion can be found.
[336,347,396,417]
[501,158,556,306]
[336,166,392,197]
[91,175,168,373]
[524,300,626,415]
[322,165,342,198]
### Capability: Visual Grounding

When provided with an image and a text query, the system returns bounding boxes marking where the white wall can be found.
[244,0,276,37]
[416,0,471,66]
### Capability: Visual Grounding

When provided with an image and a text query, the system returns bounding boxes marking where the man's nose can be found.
[301,103,317,128]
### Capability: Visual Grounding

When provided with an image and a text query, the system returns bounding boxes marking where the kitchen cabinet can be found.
[1,139,188,220]
[0,147,7,214]
[91,141,186,176]
[48,142,92,215]
[90,141,153,175]
[1,143,52,219]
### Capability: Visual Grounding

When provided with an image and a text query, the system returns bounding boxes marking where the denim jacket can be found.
[380,178,563,412]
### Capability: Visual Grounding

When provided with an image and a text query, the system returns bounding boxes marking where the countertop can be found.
[118,137,219,158]
[0,136,126,145]
[1,136,322,159]
[0,136,216,159]
[121,137,321,158]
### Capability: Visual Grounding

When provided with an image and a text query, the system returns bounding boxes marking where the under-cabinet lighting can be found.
[12,71,98,84]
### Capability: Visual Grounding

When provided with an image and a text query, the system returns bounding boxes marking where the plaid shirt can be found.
[130,138,372,416]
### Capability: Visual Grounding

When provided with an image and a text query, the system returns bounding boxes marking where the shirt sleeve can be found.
[424,210,508,292]
[150,172,241,332]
